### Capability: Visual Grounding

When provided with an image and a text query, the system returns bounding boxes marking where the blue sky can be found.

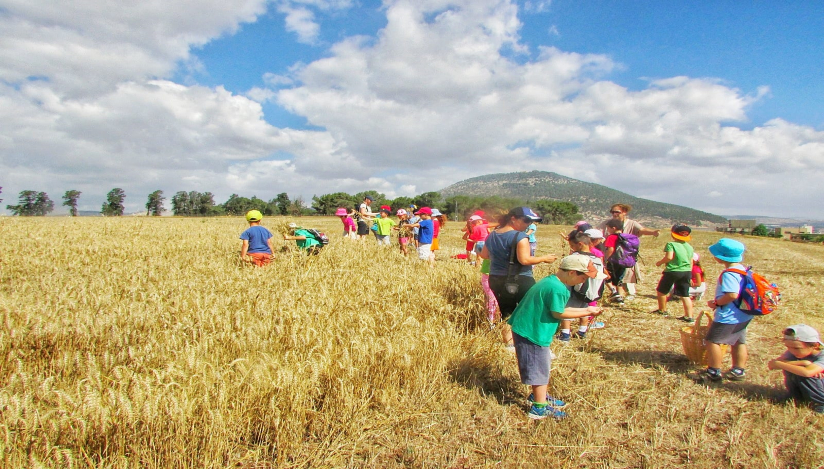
[1,0,823,218]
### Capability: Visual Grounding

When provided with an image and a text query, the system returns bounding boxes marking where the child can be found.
[694,238,751,383]
[668,253,706,302]
[480,257,500,326]
[336,208,356,239]
[653,225,695,321]
[603,219,628,303]
[374,208,396,246]
[431,209,444,254]
[404,207,434,266]
[557,232,608,342]
[283,223,322,255]
[394,209,412,256]
[584,228,608,330]
[508,254,604,419]
[407,206,421,248]
[767,325,824,414]
[469,215,489,266]
[525,221,538,255]
[239,210,274,266]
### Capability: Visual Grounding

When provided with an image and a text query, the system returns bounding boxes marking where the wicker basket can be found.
[680,311,730,365]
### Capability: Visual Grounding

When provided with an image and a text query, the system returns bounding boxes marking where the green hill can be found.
[439,170,727,226]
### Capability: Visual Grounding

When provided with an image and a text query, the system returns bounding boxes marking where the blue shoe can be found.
[574,331,586,339]
[528,404,567,420]
[557,332,571,343]
[528,393,566,408]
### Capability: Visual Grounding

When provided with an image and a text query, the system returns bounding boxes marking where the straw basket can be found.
[680,311,730,365]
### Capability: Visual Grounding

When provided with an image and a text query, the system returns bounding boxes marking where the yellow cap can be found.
[245,210,263,222]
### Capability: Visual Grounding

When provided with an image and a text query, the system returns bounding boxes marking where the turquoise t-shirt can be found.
[664,241,694,272]
[294,229,321,250]
[526,223,537,243]
[507,274,569,347]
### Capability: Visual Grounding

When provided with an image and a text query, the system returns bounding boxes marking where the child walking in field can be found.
[694,238,751,383]
[431,209,445,256]
[653,225,695,322]
[404,207,435,266]
[336,208,357,239]
[508,254,604,419]
[239,210,274,266]
[768,324,824,414]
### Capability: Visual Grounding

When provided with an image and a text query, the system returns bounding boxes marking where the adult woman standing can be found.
[599,203,660,301]
[480,207,558,347]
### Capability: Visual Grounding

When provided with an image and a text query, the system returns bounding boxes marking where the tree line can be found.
[2,187,581,223]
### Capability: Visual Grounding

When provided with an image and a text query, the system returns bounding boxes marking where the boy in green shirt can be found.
[508,254,605,420]
[653,225,695,321]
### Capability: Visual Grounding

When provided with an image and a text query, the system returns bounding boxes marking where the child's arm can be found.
[267,237,274,254]
[404,222,420,229]
[692,270,704,287]
[240,240,250,259]
[283,235,307,241]
[655,250,674,267]
[768,357,824,378]
[707,291,739,309]
[552,306,602,320]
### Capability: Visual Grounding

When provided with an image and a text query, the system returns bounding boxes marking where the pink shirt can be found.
[433,218,441,237]
[342,216,355,231]
[470,223,489,242]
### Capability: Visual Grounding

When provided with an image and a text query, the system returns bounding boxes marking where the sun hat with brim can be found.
[396,209,407,216]
[430,209,442,217]
[335,208,348,216]
[584,228,604,240]
[560,254,608,280]
[415,207,432,215]
[708,238,745,262]
[468,215,482,222]
[671,224,692,242]
[784,324,824,346]
[511,206,542,222]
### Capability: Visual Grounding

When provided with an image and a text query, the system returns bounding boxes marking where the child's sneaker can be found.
[557,332,571,343]
[723,367,746,381]
[691,368,722,384]
[527,393,566,408]
[589,321,605,330]
[528,403,567,420]
[651,309,668,316]
[574,331,586,340]
[677,316,695,323]
[610,293,624,303]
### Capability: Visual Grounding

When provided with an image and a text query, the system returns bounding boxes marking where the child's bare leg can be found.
[731,343,748,369]
[531,384,548,404]
[681,296,694,319]
[705,342,724,369]
[656,293,667,312]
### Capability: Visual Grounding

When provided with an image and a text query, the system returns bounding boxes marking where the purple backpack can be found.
[609,233,640,267]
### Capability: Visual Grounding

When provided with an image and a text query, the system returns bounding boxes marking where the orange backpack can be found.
[722,267,781,316]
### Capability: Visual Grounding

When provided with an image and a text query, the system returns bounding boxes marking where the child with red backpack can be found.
[695,238,775,383]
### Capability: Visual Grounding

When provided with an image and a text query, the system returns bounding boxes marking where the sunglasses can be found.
[610,210,622,214]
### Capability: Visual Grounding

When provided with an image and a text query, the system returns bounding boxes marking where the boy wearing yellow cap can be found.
[653,224,694,321]
[240,210,274,266]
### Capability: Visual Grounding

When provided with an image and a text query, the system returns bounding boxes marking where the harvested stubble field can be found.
[1,216,823,468]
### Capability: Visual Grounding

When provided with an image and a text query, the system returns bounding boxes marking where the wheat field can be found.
[1,216,823,468]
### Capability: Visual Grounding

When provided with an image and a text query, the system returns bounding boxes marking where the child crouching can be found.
[768,324,824,414]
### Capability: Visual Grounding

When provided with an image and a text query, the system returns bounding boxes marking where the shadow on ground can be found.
[447,354,524,405]
[596,348,696,374]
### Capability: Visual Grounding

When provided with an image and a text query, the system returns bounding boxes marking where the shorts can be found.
[357,220,370,236]
[473,241,485,254]
[432,237,440,251]
[513,332,551,385]
[657,271,691,297]
[417,244,432,261]
[248,252,271,267]
[705,320,751,346]
[488,274,536,320]
[606,263,627,287]
[465,240,476,252]
[399,237,410,245]
[529,241,537,256]
[376,234,390,246]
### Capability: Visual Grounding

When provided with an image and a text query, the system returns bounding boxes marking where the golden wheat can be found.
[0,216,822,468]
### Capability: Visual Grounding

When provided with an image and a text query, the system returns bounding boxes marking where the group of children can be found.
[238,208,824,420]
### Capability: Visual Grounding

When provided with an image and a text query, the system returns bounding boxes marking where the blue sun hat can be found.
[708,238,745,262]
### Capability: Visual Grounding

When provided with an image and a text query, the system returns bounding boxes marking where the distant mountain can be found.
[724,215,824,229]
[440,171,727,226]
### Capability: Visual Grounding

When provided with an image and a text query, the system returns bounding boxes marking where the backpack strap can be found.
[506,232,521,280]
[719,267,748,280]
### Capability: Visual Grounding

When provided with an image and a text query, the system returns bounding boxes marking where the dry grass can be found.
[1,216,823,468]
